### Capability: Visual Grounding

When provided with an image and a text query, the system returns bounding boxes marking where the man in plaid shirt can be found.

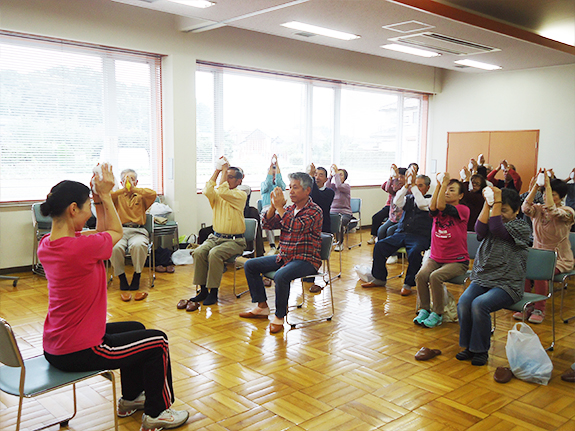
[240,172,323,334]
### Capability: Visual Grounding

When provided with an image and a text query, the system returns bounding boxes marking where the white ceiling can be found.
[111,0,575,73]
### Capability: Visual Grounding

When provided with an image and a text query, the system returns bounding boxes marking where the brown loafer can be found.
[186,302,200,312]
[263,278,272,287]
[134,292,148,301]
[166,265,175,273]
[415,347,442,361]
[400,287,413,296]
[561,368,575,383]
[269,323,284,334]
[155,265,167,273]
[239,311,270,319]
[494,367,513,383]
[309,284,323,293]
[120,293,132,302]
[177,299,188,309]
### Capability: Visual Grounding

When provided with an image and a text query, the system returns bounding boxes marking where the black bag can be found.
[198,225,214,244]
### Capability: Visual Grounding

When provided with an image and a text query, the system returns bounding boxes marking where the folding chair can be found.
[444,231,482,287]
[227,218,258,298]
[263,233,335,328]
[330,213,342,279]
[554,232,575,323]
[0,275,19,287]
[494,248,558,351]
[346,198,362,249]
[31,203,52,277]
[0,318,118,431]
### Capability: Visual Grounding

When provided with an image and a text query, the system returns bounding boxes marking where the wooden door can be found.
[446,132,490,176]
[488,130,539,193]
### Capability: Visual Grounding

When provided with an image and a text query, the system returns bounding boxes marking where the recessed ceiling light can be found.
[454,59,501,70]
[166,0,215,8]
[381,44,440,58]
[281,21,360,41]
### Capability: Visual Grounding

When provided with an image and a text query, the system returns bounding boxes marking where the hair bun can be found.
[39,200,51,217]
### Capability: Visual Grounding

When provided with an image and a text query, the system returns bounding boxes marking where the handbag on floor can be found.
[505,322,553,385]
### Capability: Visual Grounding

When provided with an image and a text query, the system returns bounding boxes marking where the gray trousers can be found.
[192,234,246,289]
[111,227,149,276]
[415,258,468,315]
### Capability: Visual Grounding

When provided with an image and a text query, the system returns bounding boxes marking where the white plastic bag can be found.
[148,202,173,217]
[354,265,374,283]
[506,323,553,385]
[171,249,194,265]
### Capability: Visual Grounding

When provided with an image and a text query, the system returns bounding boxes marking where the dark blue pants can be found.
[371,232,430,287]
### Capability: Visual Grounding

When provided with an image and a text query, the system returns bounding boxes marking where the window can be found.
[0,32,163,202]
[196,63,428,190]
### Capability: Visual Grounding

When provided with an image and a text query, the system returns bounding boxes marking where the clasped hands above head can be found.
[91,163,116,197]
[215,156,229,171]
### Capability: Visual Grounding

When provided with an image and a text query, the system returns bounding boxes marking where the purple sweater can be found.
[327,174,352,215]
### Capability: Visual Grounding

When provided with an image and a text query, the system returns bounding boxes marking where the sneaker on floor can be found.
[118,392,145,417]
[367,236,376,245]
[334,243,344,252]
[413,309,430,326]
[141,408,189,431]
[422,312,443,328]
[386,255,398,264]
[528,309,545,324]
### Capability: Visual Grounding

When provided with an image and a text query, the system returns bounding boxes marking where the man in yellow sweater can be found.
[111,169,157,291]
[178,158,247,309]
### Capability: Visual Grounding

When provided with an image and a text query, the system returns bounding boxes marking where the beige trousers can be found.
[111,227,149,276]
[415,258,468,315]
[192,234,246,289]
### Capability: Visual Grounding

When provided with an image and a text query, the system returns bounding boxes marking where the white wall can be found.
[0,0,437,269]
[428,65,575,177]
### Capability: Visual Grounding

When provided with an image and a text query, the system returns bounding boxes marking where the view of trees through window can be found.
[0,34,162,202]
[196,63,427,190]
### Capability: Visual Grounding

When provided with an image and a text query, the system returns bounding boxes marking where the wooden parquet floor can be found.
[1,229,575,431]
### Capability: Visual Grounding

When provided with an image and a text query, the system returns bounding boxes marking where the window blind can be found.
[0,32,163,202]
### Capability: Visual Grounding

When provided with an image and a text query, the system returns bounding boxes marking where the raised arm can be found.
[435,173,450,211]
[90,164,123,245]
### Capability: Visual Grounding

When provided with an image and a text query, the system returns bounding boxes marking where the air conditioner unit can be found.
[388,32,500,56]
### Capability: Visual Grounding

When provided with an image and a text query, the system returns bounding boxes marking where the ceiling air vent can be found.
[388,32,499,56]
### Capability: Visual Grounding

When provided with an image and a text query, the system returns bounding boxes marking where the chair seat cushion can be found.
[446,270,471,285]
[0,356,104,397]
[506,293,549,312]
[554,270,575,282]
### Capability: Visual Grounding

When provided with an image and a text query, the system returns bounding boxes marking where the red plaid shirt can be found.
[262,198,323,270]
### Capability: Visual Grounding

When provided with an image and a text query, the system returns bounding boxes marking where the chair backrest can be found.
[320,233,334,260]
[330,213,342,235]
[350,198,361,215]
[525,248,557,281]
[244,218,258,242]
[31,203,52,230]
[467,232,481,260]
[257,199,263,213]
[0,318,24,368]
[144,213,154,235]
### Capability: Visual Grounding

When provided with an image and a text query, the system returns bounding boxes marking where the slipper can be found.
[186,302,200,312]
[176,299,188,309]
[120,292,132,302]
[239,310,270,319]
[166,265,175,273]
[414,347,442,361]
[269,323,284,334]
[309,284,323,293]
[494,367,513,383]
[263,278,272,287]
[134,292,148,301]
[155,265,167,273]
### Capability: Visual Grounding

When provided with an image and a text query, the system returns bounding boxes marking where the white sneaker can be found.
[386,255,398,264]
[334,243,344,252]
[367,236,376,245]
[118,392,145,417]
[141,408,189,431]
[266,247,278,256]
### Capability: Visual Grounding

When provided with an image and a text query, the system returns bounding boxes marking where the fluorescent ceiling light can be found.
[281,21,360,41]
[454,59,502,70]
[381,43,440,58]
[166,0,215,8]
